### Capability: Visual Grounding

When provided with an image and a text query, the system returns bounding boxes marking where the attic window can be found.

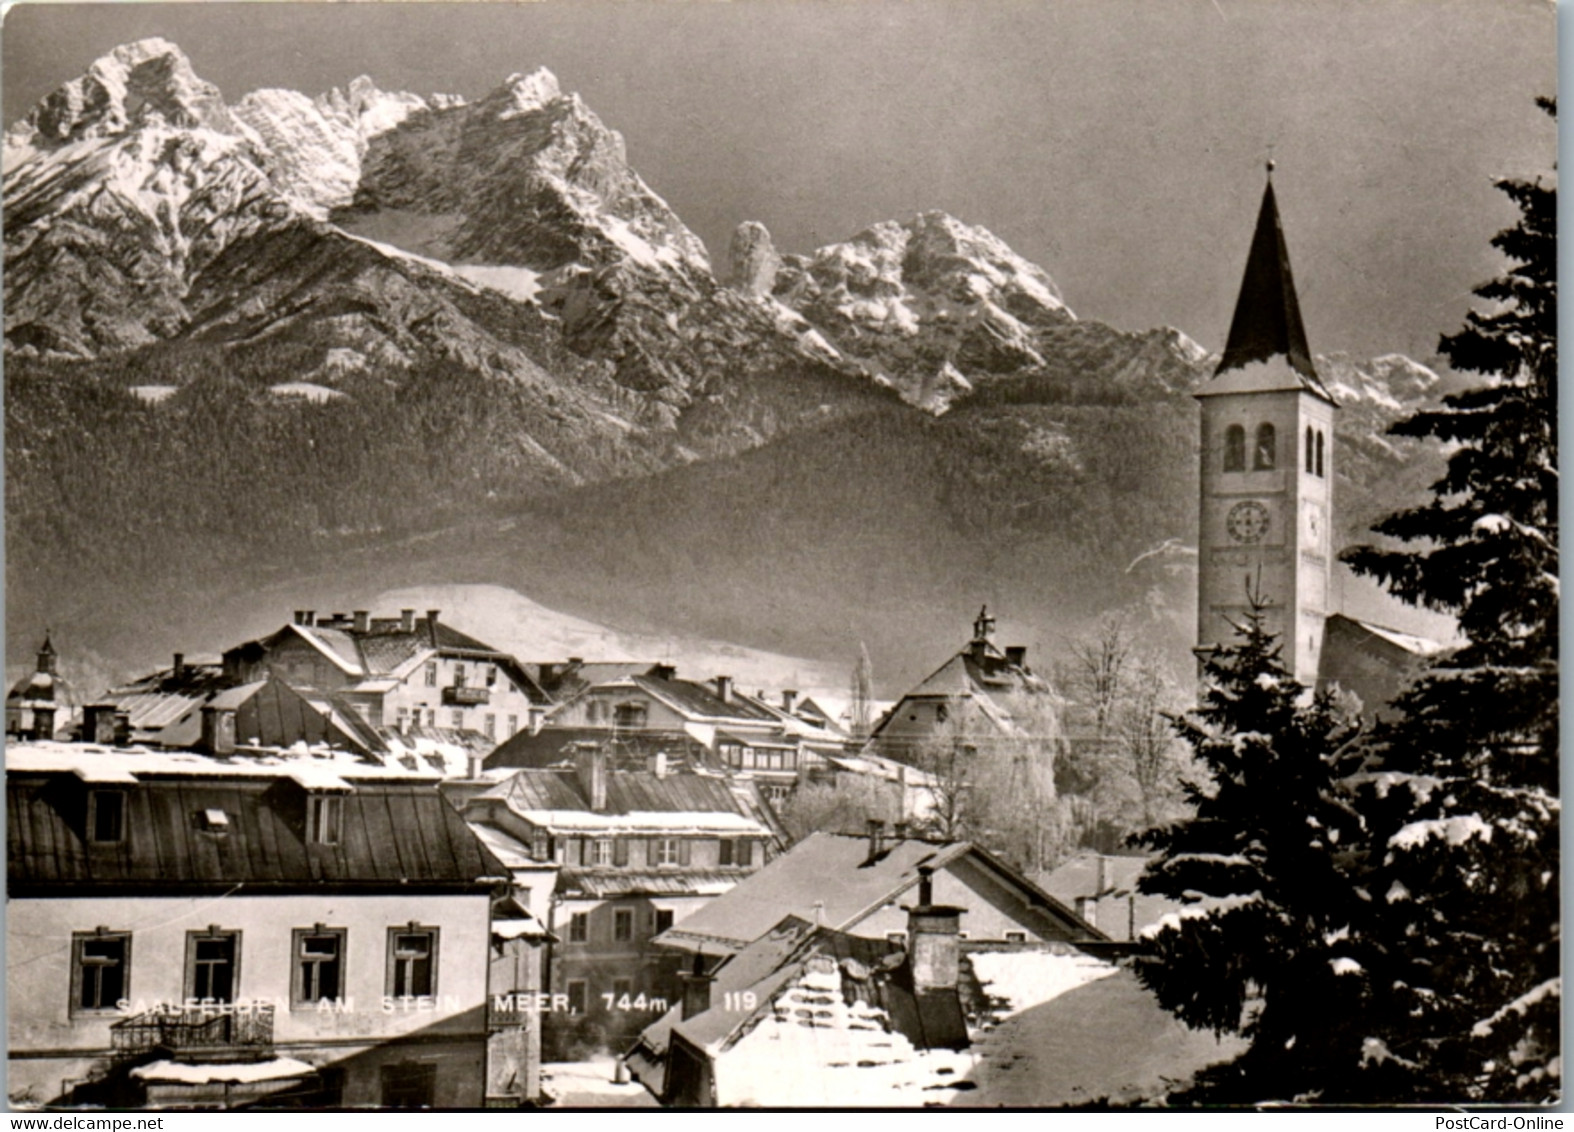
[201,808,230,832]
[307,795,342,845]
[88,790,125,844]
[1005,931,1028,943]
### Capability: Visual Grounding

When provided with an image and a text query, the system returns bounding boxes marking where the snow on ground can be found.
[541,1059,658,1108]
[269,382,345,403]
[129,385,179,403]
[451,263,542,303]
[953,968,1247,1107]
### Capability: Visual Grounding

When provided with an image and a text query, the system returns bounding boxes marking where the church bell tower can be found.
[1196,164,1338,686]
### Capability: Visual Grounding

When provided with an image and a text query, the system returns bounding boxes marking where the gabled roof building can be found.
[871,607,1062,764]
[6,741,532,1109]
[455,749,781,1059]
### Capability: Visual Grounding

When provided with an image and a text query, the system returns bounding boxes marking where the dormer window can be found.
[1254,423,1276,470]
[89,790,125,844]
[1223,425,1246,472]
[307,795,342,845]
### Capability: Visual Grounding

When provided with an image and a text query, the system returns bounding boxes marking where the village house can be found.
[652,824,1103,962]
[5,741,547,1110]
[497,663,837,806]
[456,749,781,1058]
[629,876,972,1107]
[223,609,550,748]
[6,634,76,740]
[628,862,1122,1107]
[870,608,1064,766]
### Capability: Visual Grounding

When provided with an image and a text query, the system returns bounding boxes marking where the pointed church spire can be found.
[1214,167,1329,398]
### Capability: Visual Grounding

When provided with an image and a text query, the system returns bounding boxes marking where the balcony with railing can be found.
[111,1005,275,1061]
[443,684,490,706]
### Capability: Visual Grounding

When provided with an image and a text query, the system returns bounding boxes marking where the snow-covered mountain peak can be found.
[496,67,563,117]
[1320,352,1440,411]
[315,76,435,143]
[10,37,235,154]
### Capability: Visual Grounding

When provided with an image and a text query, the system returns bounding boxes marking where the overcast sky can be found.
[3,0,1557,360]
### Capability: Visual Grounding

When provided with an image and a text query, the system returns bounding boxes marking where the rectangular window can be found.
[387,926,438,998]
[566,980,588,1015]
[88,790,125,844]
[454,663,468,688]
[729,840,753,868]
[507,714,519,736]
[425,662,438,688]
[307,795,342,845]
[1004,931,1028,943]
[654,909,674,934]
[568,913,588,943]
[613,838,629,867]
[532,832,551,861]
[654,838,679,867]
[719,838,733,867]
[426,709,437,728]
[613,908,634,942]
[450,710,464,730]
[72,931,130,1013]
[486,666,498,687]
[396,706,410,729]
[293,928,346,1005]
[185,930,239,1003]
[484,714,496,739]
[591,839,614,866]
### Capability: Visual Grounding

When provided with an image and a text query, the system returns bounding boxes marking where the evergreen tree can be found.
[1340,98,1558,1102]
[1132,594,1370,1102]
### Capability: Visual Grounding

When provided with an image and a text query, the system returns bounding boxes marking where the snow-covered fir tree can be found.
[1340,97,1558,1103]
[1132,593,1371,1102]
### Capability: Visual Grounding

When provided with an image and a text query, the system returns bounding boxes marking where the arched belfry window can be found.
[1305,426,1315,473]
[1223,425,1246,472]
[1254,423,1276,470]
[1315,430,1325,477]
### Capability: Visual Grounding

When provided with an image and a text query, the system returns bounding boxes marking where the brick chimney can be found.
[714,675,733,703]
[303,610,316,627]
[649,751,669,779]
[679,953,714,1020]
[83,704,119,745]
[350,610,368,633]
[865,818,886,863]
[172,653,186,681]
[576,746,609,811]
[1005,646,1027,668]
[400,609,415,632]
[781,689,798,713]
[907,866,965,994]
[200,705,237,756]
[650,663,675,681]
[426,611,441,646]
[894,820,910,840]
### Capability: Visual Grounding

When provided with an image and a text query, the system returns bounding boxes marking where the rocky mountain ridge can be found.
[5,38,1447,685]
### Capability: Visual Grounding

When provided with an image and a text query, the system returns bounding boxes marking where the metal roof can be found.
[8,759,505,893]
[1208,177,1335,401]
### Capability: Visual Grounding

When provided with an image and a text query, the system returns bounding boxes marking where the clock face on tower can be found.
[1226,500,1271,544]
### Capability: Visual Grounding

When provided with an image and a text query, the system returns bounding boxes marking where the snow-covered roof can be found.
[5,740,437,787]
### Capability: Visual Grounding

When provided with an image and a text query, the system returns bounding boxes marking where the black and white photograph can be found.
[1,0,1558,1112]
